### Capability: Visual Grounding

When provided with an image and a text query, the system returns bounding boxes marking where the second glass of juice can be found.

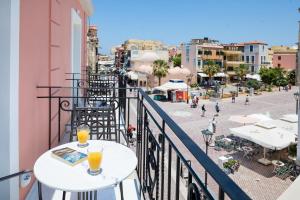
[77,125,90,147]
[87,146,103,176]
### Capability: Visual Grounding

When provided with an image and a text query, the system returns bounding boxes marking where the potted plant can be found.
[223,160,240,174]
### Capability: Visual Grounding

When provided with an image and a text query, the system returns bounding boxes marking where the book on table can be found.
[52,147,87,166]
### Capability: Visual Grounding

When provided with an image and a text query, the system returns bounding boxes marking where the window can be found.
[242,56,244,61]
[224,55,227,60]
[251,66,255,73]
[246,56,249,63]
[278,64,281,67]
[204,51,212,55]
[250,45,253,52]
[251,56,254,63]
[261,56,263,64]
[262,45,265,51]
[186,46,190,63]
[278,56,281,60]
[227,66,234,71]
[198,50,203,55]
[198,60,201,66]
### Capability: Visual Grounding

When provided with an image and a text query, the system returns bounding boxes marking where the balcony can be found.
[1,69,250,200]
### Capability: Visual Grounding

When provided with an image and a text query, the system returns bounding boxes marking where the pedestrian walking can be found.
[215,102,220,116]
[212,117,217,133]
[245,95,250,105]
[232,93,236,103]
[201,104,206,117]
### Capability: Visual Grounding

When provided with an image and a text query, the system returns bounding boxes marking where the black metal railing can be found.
[35,71,250,200]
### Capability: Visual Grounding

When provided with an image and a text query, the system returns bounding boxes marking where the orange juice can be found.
[88,152,103,171]
[77,130,89,144]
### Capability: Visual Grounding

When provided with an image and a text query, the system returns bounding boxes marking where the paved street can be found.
[151,87,297,200]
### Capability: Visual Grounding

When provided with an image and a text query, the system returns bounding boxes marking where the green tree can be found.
[259,67,287,90]
[287,70,295,85]
[152,59,169,86]
[203,60,220,86]
[246,79,261,90]
[259,67,276,85]
[172,54,181,67]
[234,64,249,83]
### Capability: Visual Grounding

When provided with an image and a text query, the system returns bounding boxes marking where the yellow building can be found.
[123,39,167,51]
[222,44,245,80]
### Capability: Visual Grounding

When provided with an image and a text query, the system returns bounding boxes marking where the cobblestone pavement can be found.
[151,87,297,200]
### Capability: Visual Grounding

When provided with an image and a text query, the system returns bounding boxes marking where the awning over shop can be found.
[197,72,227,78]
[197,72,208,78]
[214,72,227,77]
[246,74,261,81]
[154,79,189,92]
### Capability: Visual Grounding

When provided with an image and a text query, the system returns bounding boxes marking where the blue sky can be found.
[90,0,299,54]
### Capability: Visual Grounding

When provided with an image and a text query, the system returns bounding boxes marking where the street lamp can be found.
[294,92,299,114]
[186,74,193,104]
[201,129,213,187]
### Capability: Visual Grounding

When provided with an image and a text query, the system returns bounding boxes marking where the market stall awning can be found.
[197,72,208,78]
[154,79,189,92]
[230,125,296,150]
[246,74,261,81]
[197,72,227,78]
[214,72,228,77]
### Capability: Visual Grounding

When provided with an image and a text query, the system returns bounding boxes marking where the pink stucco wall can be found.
[272,54,296,70]
[19,0,88,199]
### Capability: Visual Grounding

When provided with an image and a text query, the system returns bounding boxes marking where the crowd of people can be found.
[190,93,252,134]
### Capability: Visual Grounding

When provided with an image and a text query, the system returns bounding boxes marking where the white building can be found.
[243,41,269,73]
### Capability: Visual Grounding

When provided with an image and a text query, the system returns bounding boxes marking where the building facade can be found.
[0,0,92,199]
[87,25,99,71]
[271,46,297,71]
[222,43,245,80]
[243,41,269,73]
[181,38,224,72]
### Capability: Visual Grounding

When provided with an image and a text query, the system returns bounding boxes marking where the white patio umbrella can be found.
[281,114,298,123]
[229,115,260,125]
[230,125,296,162]
[256,119,298,136]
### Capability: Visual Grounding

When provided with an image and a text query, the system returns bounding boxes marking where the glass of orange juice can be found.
[77,125,90,147]
[87,146,103,176]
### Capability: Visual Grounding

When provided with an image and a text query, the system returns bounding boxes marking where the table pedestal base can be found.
[257,158,272,165]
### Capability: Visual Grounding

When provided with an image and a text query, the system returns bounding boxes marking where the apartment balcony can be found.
[224,61,244,67]
[0,69,250,200]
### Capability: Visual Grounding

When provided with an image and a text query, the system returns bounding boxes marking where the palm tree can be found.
[234,64,249,84]
[233,64,249,96]
[202,60,220,86]
[152,59,169,86]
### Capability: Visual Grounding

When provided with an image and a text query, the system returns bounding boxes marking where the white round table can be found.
[34,140,137,197]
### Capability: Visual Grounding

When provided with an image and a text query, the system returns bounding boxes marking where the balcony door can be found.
[71,9,82,103]
[0,0,20,199]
